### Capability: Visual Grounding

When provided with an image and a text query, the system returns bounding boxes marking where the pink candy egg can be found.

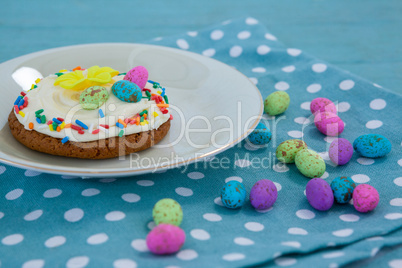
[314,112,345,136]
[146,223,186,255]
[123,66,149,90]
[353,184,379,213]
[310,97,337,115]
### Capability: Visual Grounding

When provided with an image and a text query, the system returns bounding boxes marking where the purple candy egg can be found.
[314,112,345,136]
[250,179,278,210]
[328,138,353,165]
[306,178,334,211]
[124,66,149,90]
[310,97,337,115]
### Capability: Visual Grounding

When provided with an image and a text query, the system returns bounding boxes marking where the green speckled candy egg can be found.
[264,91,290,115]
[79,86,109,110]
[152,198,183,226]
[295,149,326,178]
[276,139,308,163]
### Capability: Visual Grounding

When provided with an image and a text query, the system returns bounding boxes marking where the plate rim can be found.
[0,42,263,176]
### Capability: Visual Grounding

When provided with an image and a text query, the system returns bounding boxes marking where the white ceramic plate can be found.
[0,43,263,177]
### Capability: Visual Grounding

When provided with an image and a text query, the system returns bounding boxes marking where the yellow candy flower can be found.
[54,66,119,91]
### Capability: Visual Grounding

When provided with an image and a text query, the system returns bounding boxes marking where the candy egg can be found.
[330,176,356,204]
[146,223,186,255]
[353,134,392,158]
[276,139,308,163]
[353,184,379,213]
[124,66,149,90]
[310,97,337,115]
[264,91,290,116]
[152,198,183,226]
[221,180,247,209]
[295,149,326,178]
[111,80,142,103]
[250,179,278,210]
[314,112,345,136]
[328,138,353,165]
[79,86,109,110]
[248,122,272,145]
[306,178,334,211]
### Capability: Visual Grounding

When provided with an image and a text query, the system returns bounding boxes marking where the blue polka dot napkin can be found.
[1,17,402,268]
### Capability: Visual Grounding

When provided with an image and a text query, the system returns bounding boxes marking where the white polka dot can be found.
[245,222,264,232]
[66,256,89,268]
[223,253,245,261]
[225,176,243,183]
[153,37,162,41]
[87,233,108,245]
[273,182,282,191]
[0,166,6,175]
[113,259,137,268]
[323,251,345,259]
[337,102,351,112]
[105,211,126,221]
[5,188,23,200]
[211,30,224,40]
[366,236,384,241]
[300,102,311,110]
[0,211,4,219]
[222,20,232,25]
[45,236,66,248]
[187,31,197,37]
[24,209,43,221]
[281,241,301,248]
[265,33,277,41]
[61,175,78,179]
[325,136,338,143]
[177,249,198,261]
[176,39,189,50]
[275,257,297,266]
[202,48,216,57]
[399,159,402,167]
[237,31,251,40]
[24,170,42,177]
[2,234,24,245]
[175,187,193,197]
[43,188,62,198]
[394,177,402,186]
[273,252,282,258]
[187,172,204,180]
[371,247,380,257]
[351,174,370,183]
[385,213,402,220]
[287,131,303,138]
[328,263,338,268]
[81,188,100,197]
[282,65,295,73]
[190,229,210,240]
[339,80,355,90]
[234,237,255,246]
[332,228,354,237]
[121,193,140,203]
[252,67,266,73]
[147,221,156,230]
[366,120,383,129]
[389,259,402,268]
[306,83,321,93]
[257,45,271,55]
[288,228,308,235]
[137,180,154,186]
[246,17,259,25]
[256,207,274,213]
[229,46,243,57]
[22,259,45,268]
[390,198,402,206]
[249,77,258,85]
[235,159,251,168]
[131,239,149,252]
[203,213,222,222]
[296,209,315,220]
[287,48,301,56]
[273,163,289,173]
[294,117,311,125]
[312,63,327,73]
[275,81,290,91]
[99,178,116,183]
[214,197,224,206]
[370,99,386,110]
[319,172,329,180]
[64,208,84,222]
[357,158,375,165]
[339,214,360,222]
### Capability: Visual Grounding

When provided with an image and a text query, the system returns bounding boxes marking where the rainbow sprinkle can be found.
[99,109,105,118]
[61,136,69,144]
[75,120,88,130]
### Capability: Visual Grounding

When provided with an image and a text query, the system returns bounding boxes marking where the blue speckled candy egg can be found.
[353,134,392,158]
[330,176,356,204]
[111,80,142,103]
[248,122,272,145]
[221,181,247,209]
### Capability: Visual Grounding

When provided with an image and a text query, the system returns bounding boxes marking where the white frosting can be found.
[15,73,170,142]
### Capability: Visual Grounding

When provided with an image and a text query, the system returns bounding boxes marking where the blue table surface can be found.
[1,0,402,95]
